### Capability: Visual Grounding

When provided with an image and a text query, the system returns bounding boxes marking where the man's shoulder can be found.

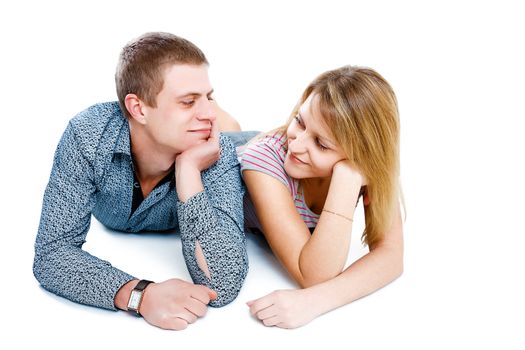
[69,101,124,132]
[65,101,127,160]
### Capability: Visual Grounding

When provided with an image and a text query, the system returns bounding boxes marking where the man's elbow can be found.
[33,251,49,288]
[209,287,240,307]
[209,275,246,307]
[209,255,249,307]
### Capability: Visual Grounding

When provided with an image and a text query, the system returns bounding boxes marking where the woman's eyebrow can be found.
[298,112,337,147]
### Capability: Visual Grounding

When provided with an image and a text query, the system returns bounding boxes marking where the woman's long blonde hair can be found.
[280,65,401,247]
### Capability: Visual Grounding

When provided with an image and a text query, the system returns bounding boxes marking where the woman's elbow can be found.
[398,253,404,276]
[297,267,340,288]
[391,249,404,280]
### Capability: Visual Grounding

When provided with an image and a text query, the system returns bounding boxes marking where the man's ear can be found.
[124,94,147,125]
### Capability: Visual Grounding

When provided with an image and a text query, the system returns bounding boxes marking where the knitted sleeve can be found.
[177,135,248,307]
[33,122,134,310]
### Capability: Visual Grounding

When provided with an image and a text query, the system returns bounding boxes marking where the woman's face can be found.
[284,94,346,180]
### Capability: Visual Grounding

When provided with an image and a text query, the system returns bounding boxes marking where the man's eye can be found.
[181,100,195,106]
[207,95,214,101]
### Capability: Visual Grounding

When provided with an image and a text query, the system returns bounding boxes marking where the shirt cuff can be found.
[176,191,217,241]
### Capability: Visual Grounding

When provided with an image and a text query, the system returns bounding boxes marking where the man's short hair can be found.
[115,32,208,117]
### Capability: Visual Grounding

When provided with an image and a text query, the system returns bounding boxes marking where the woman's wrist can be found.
[300,286,330,319]
[325,162,362,214]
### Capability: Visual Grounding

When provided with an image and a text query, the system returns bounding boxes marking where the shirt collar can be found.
[113,117,132,156]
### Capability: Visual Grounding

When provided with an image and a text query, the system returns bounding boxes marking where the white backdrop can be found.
[1,0,524,348]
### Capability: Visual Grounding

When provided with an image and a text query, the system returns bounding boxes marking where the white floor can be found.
[9,206,523,349]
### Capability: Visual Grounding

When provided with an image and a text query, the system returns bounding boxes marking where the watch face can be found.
[128,290,142,311]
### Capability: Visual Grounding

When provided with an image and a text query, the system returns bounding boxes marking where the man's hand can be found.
[175,120,220,202]
[140,278,217,330]
[176,119,220,172]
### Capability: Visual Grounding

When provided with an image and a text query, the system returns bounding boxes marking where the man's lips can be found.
[188,128,211,133]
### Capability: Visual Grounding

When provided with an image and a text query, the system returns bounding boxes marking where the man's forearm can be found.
[177,189,247,307]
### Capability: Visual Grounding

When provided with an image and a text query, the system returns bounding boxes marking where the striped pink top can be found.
[239,131,319,233]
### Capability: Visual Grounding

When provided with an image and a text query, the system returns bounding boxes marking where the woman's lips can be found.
[289,152,307,165]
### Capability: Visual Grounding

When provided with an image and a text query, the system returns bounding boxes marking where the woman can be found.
[240,65,404,328]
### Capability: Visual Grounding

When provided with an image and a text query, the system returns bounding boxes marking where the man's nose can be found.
[196,99,216,122]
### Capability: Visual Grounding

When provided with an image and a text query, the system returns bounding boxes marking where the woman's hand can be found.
[333,159,369,205]
[333,159,367,187]
[246,289,322,329]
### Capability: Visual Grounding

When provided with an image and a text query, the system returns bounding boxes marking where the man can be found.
[33,32,248,330]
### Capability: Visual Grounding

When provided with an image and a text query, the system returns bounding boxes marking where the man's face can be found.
[141,64,215,154]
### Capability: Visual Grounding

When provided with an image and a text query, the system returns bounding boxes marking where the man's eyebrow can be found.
[176,89,214,98]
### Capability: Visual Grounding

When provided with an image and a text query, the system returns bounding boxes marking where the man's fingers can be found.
[208,119,220,142]
[208,289,218,300]
[176,310,198,324]
[190,285,216,304]
[158,317,188,331]
[184,298,208,317]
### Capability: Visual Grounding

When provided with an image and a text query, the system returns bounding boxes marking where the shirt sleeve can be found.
[240,134,294,192]
[33,123,134,311]
[176,136,248,307]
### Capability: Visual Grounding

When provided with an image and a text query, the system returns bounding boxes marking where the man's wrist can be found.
[176,164,204,202]
[127,279,154,316]
[114,279,140,310]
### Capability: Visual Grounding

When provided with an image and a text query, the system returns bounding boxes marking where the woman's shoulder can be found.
[242,131,287,159]
[240,130,294,192]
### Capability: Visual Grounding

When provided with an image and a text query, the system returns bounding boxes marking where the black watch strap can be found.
[134,279,154,291]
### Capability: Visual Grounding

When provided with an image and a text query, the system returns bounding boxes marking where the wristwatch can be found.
[127,279,154,316]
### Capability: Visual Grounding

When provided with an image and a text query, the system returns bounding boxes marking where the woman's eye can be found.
[316,139,328,151]
[294,115,304,128]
